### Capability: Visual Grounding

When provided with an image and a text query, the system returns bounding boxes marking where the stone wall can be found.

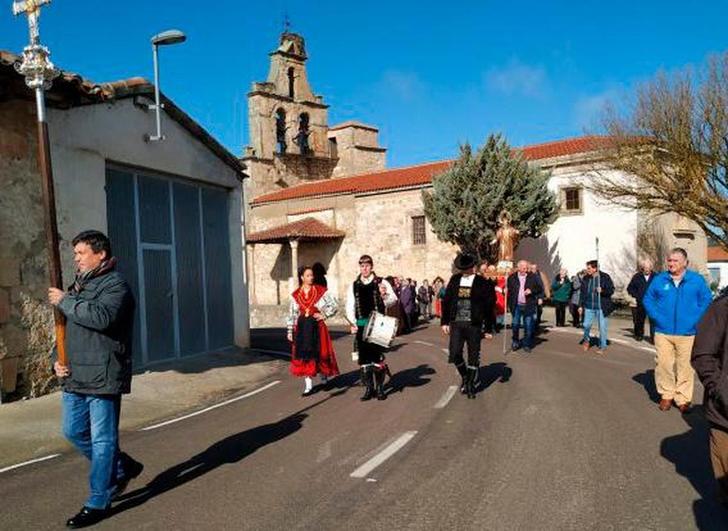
[0,100,50,396]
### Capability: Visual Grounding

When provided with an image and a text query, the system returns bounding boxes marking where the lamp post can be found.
[146,29,186,142]
[12,0,66,364]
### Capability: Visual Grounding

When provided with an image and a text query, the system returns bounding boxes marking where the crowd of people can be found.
[45,228,728,526]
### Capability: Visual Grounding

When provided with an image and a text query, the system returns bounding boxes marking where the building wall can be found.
[0,97,249,396]
[0,99,46,393]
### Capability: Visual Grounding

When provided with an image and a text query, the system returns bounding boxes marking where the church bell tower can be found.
[244,32,338,199]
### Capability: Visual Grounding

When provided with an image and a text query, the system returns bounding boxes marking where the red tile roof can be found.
[708,246,728,262]
[251,135,611,205]
[247,217,345,243]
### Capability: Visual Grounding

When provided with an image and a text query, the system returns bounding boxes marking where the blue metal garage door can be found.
[105,165,235,366]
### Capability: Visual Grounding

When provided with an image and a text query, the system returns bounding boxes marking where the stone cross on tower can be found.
[12,0,51,44]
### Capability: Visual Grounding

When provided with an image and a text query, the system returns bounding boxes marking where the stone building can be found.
[0,51,249,398]
[244,33,708,327]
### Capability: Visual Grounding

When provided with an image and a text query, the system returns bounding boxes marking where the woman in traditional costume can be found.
[287,266,340,396]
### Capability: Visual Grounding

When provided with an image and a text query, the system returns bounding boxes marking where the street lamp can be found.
[146,29,186,142]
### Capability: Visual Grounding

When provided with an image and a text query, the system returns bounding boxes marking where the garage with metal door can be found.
[105,164,235,367]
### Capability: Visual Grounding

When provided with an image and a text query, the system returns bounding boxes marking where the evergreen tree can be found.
[422,134,558,262]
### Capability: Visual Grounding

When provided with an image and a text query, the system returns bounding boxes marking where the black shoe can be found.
[375,370,387,400]
[66,507,109,528]
[511,343,520,352]
[635,336,644,342]
[112,454,144,501]
[466,368,478,399]
[523,347,532,354]
[360,368,375,401]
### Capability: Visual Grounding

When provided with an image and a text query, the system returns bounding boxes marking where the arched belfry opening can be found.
[287,67,295,99]
[275,108,287,154]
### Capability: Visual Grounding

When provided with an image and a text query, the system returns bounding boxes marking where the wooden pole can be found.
[35,89,66,365]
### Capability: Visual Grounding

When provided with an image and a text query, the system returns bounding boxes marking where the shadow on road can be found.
[479,362,512,391]
[109,393,342,518]
[660,407,728,529]
[632,370,660,403]
[388,364,436,393]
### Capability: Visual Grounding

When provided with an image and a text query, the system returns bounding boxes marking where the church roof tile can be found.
[251,135,611,205]
[247,217,345,243]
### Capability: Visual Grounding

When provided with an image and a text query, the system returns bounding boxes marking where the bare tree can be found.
[589,53,728,249]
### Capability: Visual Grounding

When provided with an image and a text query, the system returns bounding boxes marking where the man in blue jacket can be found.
[643,248,712,413]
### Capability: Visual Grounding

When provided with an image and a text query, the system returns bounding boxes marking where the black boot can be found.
[360,367,375,401]
[375,369,387,400]
[456,363,468,394]
[466,367,478,399]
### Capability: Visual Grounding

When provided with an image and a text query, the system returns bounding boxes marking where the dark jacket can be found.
[400,285,415,313]
[55,270,135,395]
[580,271,615,316]
[643,270,712,336]
[441,274,493,328]
[551,275,572,303]
[506,272,543,314]
[691,296,728,431]
[626,272,655,305]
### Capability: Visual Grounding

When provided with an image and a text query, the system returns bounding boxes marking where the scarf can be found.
[70,257,117,294]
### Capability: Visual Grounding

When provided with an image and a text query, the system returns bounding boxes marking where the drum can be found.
[362,311,399,348]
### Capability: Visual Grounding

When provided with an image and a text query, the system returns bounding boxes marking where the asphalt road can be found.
[2,322,727,530]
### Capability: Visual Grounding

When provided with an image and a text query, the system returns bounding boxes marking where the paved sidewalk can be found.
[0,348,285,469]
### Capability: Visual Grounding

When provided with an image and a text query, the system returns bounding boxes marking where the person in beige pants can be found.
[643,248,713,413]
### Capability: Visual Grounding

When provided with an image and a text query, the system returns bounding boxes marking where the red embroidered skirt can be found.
[290,320,339,377]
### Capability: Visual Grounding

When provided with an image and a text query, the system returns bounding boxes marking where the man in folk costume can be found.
[441,254,491,399]
[287,266,340,396]
[346,255,398,401]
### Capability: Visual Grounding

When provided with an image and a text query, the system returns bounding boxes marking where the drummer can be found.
[441,253,492,399]
[345,255,398,401]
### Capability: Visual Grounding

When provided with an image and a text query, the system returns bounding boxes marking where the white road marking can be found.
[317,440,333,463]
[414,340,435,347]
[548,327,656,353]
[350,431,418,479]
[434,386,458,409]
[140,380,281,431]
[0,453,60,474]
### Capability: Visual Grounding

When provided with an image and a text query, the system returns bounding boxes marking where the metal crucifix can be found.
[13,0,67,365]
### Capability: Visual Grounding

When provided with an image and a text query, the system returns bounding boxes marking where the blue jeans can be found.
[62,391,126,509]
[511,305,535,349]
[582,309,608,349]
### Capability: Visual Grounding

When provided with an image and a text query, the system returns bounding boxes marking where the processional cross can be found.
[13,0,67,365]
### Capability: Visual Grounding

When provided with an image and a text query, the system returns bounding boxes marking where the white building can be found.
[708,246,728,290]
[1,51,249,395]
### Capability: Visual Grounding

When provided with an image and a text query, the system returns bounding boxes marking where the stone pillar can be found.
[247,244,257,305]
[289,239,299,294]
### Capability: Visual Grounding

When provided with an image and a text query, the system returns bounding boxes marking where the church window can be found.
[412,216,426,245]
[328,137,338,158]
[287,67,295,98]
[295,113,311,155]
[561,186,583,214]
[275,108,287,154]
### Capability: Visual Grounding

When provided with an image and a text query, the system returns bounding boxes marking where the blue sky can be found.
[3,0,728,167]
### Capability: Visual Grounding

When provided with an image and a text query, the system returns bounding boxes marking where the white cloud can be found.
[572,88,622,131]
[379,70,426,102]
[485,59,548,98]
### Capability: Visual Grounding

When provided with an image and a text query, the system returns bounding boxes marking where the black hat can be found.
[454,253,476,271]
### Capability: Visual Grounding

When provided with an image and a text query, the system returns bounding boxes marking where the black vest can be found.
[354,276,385,319]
